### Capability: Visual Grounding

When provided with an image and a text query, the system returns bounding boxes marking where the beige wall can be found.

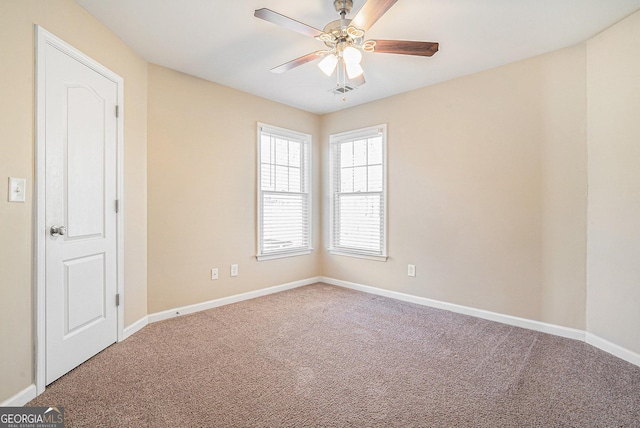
[321,44,588,328]
[146,65,321,313]
[539,46,588,328]
[0,0,148,402]
[2,0,638,406]
[586,10,640,355]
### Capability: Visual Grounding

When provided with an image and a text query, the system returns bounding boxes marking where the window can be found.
[257,123,312,260]
[330,124,387,260]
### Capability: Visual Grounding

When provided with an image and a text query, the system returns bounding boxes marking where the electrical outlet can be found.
[230,264,238,277]
[211,268,218,280]
[408,264,416,277]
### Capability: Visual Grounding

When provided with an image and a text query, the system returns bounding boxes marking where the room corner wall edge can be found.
[0,384,37,407]
[123,315,149,340]
[586,333,640,368]
[320,276,640,369]
[147,277,322,324]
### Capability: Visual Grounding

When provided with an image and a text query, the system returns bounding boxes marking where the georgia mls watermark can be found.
[0,407,64,428]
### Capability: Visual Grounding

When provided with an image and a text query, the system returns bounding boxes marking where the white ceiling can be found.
[75,0,640,115]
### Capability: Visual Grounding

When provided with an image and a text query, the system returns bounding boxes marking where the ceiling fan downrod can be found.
[334,0,353,18]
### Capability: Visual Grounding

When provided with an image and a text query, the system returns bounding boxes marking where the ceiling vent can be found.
[330,85,356,94]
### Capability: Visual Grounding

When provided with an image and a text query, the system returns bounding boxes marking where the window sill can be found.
[329,250,388,262]
[256,249,313,261]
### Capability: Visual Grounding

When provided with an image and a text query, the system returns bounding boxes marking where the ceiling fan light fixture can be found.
[318,53,339,76]
[345,61,364,79]
[346,26,365,39]
[254,0,439,100]
[342,46,362,65]
[316,32,334,43]
[362,40,377,52]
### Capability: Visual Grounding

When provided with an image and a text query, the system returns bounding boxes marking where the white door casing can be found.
[35,26,124,390]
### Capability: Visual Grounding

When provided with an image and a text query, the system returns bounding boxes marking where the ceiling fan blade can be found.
[271,51,324,74]
[254,8,323,38]
[351,0,398,31]
[370,40,439,57]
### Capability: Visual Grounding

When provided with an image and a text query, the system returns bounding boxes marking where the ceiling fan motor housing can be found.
[323,18,365,49]
[334,0,353,16]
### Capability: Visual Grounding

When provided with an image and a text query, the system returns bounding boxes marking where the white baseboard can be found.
[321,277,587,341]
[9,276,637,407]
[586,333,640,368]
[322,277,640,368]
[0,384,37,407]
[122,316,149,340]
[148,277,320,324]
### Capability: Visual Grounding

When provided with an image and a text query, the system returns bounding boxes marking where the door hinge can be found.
[115,105,119,118]
[116,293,120,307]
[115,199,119,213]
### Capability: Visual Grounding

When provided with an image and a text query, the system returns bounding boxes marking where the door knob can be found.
[50,225,67,237]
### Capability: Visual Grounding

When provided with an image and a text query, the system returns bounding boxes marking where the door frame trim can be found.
[34,26,125,395]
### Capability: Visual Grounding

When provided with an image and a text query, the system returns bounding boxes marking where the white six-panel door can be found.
[40,29,120,385]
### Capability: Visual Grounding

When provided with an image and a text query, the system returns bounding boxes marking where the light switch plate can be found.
[8,177,26,202]
[230,264,238,277]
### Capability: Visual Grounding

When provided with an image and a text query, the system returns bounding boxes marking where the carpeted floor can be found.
[28,283,640,427]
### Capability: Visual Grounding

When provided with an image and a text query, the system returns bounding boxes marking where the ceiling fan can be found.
[254,0,439,93]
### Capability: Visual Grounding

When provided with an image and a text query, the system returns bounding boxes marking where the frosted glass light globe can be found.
[342,46,362,65]
[318,53,339,76]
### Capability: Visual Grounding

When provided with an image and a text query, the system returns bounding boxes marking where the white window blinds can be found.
[257,124,312,260]
[330,125,387,260]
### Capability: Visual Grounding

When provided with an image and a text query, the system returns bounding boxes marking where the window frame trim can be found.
[256,122,313,261]
[329,124,388,260]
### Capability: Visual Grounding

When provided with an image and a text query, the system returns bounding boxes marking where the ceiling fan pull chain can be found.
[342,61,347,101]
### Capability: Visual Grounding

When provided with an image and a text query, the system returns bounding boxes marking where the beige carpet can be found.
[28,283,640,427]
